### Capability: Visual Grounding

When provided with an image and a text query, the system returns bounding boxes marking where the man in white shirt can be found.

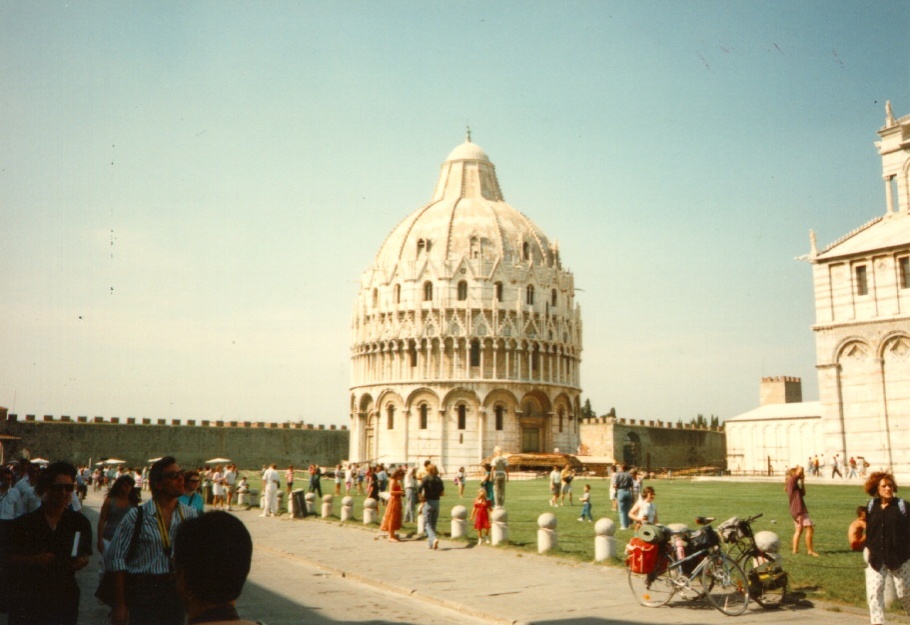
[224,464,237,511]
[260,464,280,517]
[0,467,23,520]
[13,463,40,514]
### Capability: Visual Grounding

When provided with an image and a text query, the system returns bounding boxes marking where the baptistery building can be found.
[349,136,583,471]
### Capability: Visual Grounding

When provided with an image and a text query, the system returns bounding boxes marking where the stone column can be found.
[321,494,334,519]
[340,496,354,521]
[304,492,317,516]
[594,518,616,561]
[885,174,896,214]
[451,505,467,539]
[491,507,508,545]
[538,512,557,554]
[363,497,378,525]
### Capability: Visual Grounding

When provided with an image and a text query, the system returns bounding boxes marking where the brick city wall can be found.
[579,416,726,471]
[0,413,349,470]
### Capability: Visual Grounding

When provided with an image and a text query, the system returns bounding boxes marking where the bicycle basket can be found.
[626,537,661,574]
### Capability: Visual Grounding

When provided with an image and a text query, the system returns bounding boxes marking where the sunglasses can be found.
[161,471,185,480]
[50,483,76,492]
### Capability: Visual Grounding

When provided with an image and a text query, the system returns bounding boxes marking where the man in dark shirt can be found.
[612,464,634,530]
[8,461,92,625]
[418,464,445,550]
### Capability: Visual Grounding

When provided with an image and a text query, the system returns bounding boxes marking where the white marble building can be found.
[809,102,910,480]
[727,103,910,480]
[349,136,582,471]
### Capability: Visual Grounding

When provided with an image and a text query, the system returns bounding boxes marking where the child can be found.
[848,505,867,551]
[578,483,593,522]
[629,486,658,530]
[470,488,492,544]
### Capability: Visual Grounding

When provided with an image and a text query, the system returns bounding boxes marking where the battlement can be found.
[761,376,801,383]
[579,416,724,432]
[3,413,346,430]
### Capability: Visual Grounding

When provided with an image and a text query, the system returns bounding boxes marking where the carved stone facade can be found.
[349,137,582,472]
[808,103,910,480]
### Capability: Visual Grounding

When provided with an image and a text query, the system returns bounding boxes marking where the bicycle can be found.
[718,513,788,608]
[627,517,750,616]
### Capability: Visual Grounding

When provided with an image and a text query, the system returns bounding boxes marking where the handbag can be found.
[95,506,144,607]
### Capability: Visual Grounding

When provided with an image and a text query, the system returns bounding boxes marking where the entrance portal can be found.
[521,428,540,452]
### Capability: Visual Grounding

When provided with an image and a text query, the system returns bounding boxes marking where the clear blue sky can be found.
[2,2,908,425]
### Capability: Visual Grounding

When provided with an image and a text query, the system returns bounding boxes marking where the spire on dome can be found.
[466,126,472,142]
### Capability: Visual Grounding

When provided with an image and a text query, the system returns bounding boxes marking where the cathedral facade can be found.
[809,103,910,479]
[349,137,582,472]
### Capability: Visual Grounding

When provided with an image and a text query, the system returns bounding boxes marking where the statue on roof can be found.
[886,100,897,127]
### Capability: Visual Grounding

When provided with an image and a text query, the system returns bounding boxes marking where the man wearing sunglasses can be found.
[7,460,92,624]
[105,456,199,625]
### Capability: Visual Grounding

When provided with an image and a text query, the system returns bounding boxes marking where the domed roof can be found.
[371,138,557,274]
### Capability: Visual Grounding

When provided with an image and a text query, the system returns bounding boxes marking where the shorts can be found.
[793,513,813,527]
[561,482,572,494]
[550,483,561,495]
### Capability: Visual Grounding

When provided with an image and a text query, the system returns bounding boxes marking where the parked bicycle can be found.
[718,513,788,608]
[626,516,750,616]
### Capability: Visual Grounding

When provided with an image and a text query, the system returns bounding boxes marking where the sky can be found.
[2,2,909,426]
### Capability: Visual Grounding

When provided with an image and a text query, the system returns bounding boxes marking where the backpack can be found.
[868,497,907,516]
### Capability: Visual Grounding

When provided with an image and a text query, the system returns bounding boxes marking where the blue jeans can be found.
[424,499,440,547]
[617,488,633,529]
[580,501,592,521]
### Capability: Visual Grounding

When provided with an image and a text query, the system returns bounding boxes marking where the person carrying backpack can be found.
[864,471,910,625]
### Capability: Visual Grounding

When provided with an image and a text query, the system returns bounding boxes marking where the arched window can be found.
[495,405,504,431]
[457,405,466,430]
[470,339,480,366]
[386,405,395,430]
[457,280,468,301]
[372,288,378,307]
[551,289,557,307]
[494,281,503,302]
[393,284,401,304]
[419,404,428,429]
[526,285,535,305]
[558,409,564,433]
[531,348,539,371]
[423,281,433,301]
[417,239,426,256]
[409,340,418,367]
[522,242,530,261]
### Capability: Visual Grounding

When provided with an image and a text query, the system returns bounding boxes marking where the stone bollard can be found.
[304,492,317,516]
[491,507,508,546]
[417,505,426,535]
[322,494,334,519]
[538,512,558,554]
[340,496,354,521]
[451,505,467,539]
[363,497,378,525]
[594,517,616,561]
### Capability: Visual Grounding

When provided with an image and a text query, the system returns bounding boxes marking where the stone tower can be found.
[349,136,583,471]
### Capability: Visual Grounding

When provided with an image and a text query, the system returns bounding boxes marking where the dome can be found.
[372,139,558,275]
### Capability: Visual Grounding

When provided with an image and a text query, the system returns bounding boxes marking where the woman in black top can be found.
[864,471,910,625]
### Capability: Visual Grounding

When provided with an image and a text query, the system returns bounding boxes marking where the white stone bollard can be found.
[538,512,558,554]
[594,517,616,561]
[340,496,354,521]
[417,505,426,535]
[491,507,508,546]
[363,497,378,525]
[322,494,334,519]
[451,505,467,539]
[304,492,317,516]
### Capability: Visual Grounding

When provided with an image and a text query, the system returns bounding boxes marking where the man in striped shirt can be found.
[105,456,199,625]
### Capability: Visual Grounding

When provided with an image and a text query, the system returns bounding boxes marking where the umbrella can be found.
[147,457,162,463]
[206,457,231,464]
[30,458,49,466]
[103,459,127,465]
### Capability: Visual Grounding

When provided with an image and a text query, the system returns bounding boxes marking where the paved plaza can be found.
[65,489,892,625]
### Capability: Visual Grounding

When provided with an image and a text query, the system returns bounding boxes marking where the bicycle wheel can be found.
[701,553,750,616]
[628,567,677,607]
[743,558,787,608]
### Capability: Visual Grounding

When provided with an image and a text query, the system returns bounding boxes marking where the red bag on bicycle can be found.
[626,537,659,574]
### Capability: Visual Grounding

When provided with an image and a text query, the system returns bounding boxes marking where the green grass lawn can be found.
[238,473,870,609]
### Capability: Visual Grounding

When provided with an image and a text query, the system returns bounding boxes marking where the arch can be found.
[423,281,433,301]
[441,387,481,409]
[551,288,558,307]
[526,284,535,305]
[457,280,468,301]
[393,283,401,304]
[372,288,379,308]
[878,331,910,359]
[494,281,503,302]
[623,431,641,466]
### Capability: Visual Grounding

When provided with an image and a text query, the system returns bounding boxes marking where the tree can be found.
[581,399,595,419]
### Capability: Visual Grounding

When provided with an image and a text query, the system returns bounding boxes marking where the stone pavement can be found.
[239,507,880,625]
[71,489,895,625]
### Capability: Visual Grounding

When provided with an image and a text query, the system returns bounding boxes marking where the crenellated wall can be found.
[0,413,349,469]
[578,416,726,471]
